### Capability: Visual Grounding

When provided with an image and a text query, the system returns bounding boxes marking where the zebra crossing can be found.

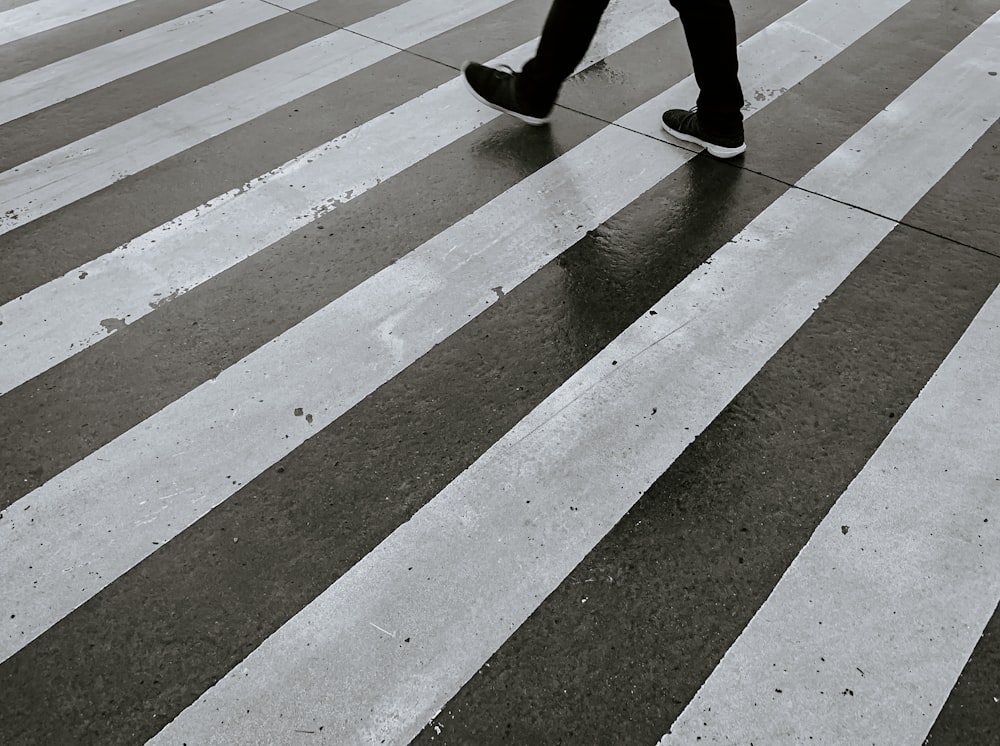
[1,0,998,743]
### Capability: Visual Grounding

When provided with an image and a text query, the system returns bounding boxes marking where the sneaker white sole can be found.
[460,61,551,127]
[661,120,746,158]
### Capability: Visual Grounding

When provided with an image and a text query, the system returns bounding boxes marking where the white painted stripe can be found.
[149,12,999,744]
[0,0,514,234]
[0,0,138,45]
[658,287,1000,746]
[0,0,35,11]
[0,0,317,126]
[0,0,918,670]
[0,0,676,396]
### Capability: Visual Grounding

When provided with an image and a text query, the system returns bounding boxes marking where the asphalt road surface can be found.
[1,0,998,743]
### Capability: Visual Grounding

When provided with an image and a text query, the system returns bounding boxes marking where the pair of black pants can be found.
[519,0,745,128]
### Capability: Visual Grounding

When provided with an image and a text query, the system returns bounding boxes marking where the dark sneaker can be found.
[661,108,746,158]
[461,61,553,126]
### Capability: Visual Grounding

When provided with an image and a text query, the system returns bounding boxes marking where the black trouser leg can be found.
[517,0,744,128]
[519,0,610,107]
[669,0,745,128]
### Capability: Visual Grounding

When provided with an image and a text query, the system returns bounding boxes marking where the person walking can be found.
[461,0,747,158]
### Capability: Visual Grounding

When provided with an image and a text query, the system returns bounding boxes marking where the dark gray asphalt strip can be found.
[0,0,540,306]
[0,2,694,508]
[0,0,219,80]
[925,604,1000,745]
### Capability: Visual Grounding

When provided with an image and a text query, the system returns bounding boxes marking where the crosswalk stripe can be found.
[0,0,908,668]
[659,284,1000,745]
[142,4,1000,745]
[0,0,139,45]
[0,0,677,396]
[0,0,317,127]
[0,0,515,235]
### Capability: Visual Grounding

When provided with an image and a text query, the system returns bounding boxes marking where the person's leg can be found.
[518,0,611,108]
[460,0,609,125]
[669,0,744,129]
[661,0,746,157]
